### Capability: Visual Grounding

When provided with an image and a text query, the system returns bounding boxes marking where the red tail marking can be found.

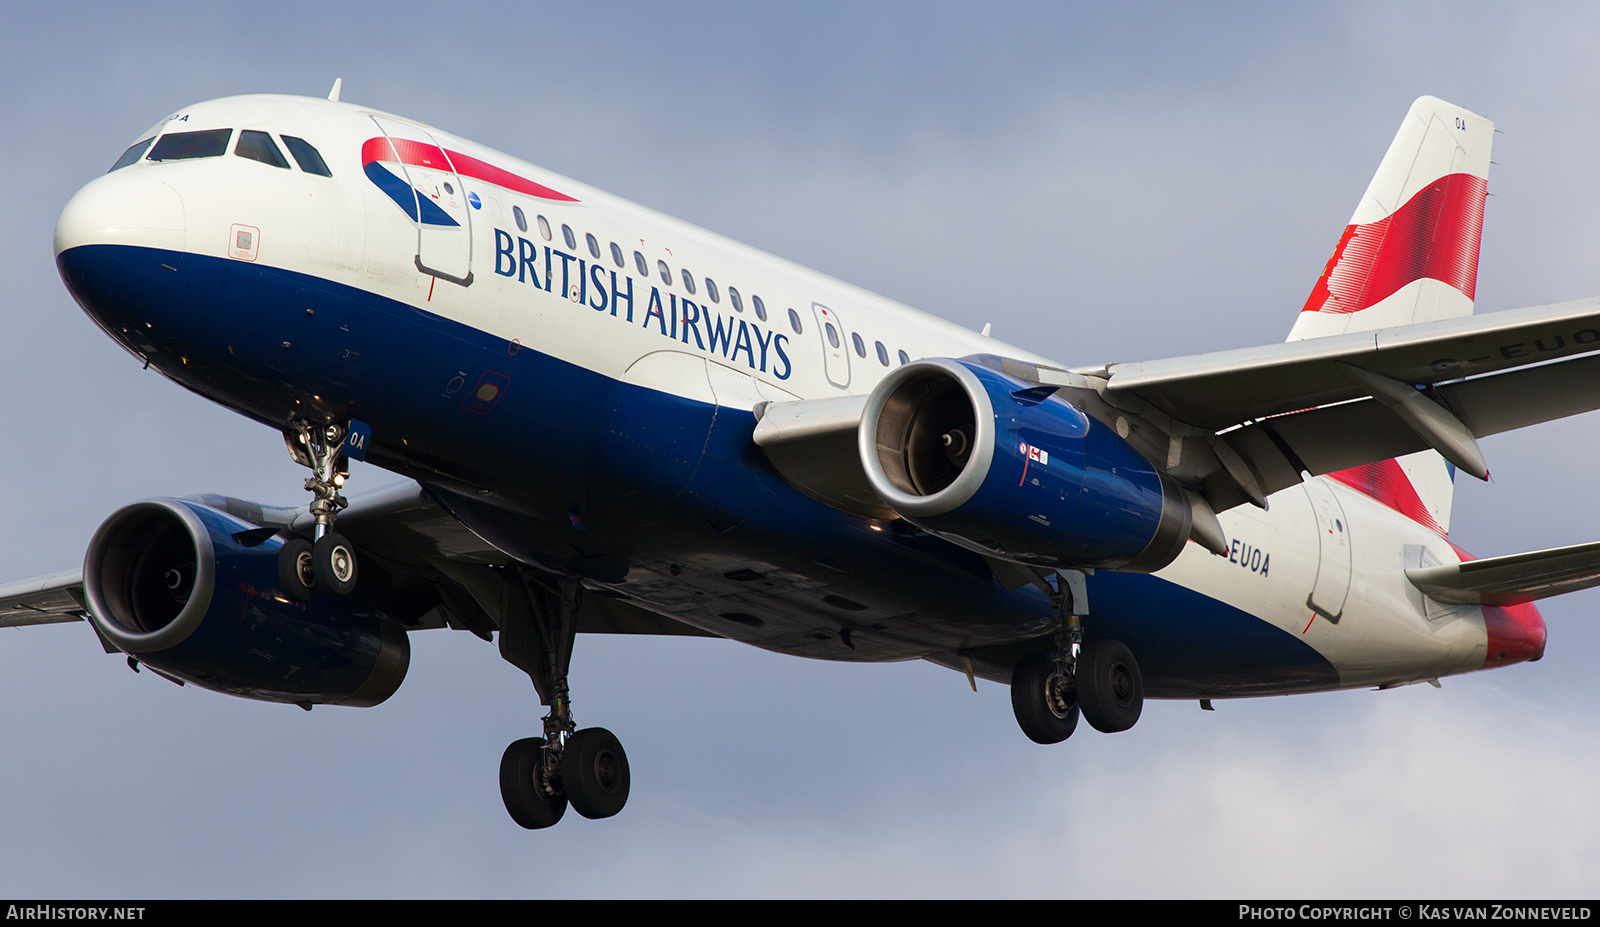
[1301,173,1487,315]
[1327,459,1446,537]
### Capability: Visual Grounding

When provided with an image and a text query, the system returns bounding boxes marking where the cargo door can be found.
[1303,478,1353,620]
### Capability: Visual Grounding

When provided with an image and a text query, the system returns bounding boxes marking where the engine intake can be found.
[859,358,1191,572]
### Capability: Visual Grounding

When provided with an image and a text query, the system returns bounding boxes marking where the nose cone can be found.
[55,172,185,256]
[1483,601,1547,666]
[55,172,187,333]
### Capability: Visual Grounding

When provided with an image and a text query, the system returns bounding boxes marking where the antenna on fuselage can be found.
[327,78,342,102]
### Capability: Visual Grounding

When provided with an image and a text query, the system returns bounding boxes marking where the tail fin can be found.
[1290,96,1493,342]
[1300,96,1494,538]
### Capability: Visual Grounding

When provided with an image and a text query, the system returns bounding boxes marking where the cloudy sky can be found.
[4,2,1600,898]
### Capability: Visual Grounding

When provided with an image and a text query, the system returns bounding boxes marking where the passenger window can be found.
[537,215,552,241]
[876,341,889,366]
[513,205,528,233]
[109,138,154,172]
[824,322,839,348]
[681,269,696,295]
[562,224,577,250]
[634,251,648,276]
[280,135,332,176]
[235,130,289,169]
[788,308,803,334]
[898,350,910,365]
[658,260,672,285]
[752,295,768,321]
[705,278,720,303]
[729,287,743,312]
[610,242,624,268]
[852,332,866,357]
[586,233,601,259]
[148,128,233,161]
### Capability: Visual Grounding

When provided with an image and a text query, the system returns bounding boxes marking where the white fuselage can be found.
[54,94,1541,696]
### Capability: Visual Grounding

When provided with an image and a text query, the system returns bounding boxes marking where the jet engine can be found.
[859,358,1191,572]
[82,498,409,706]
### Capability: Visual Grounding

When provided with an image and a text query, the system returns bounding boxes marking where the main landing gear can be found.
[278,420,359,601]
[496,571,630,829]
[1010,571,1144,743]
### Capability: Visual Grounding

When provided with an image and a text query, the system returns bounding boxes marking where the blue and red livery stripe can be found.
[362,136,578,204]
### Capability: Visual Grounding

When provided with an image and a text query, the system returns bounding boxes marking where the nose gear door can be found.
[369,116,474,286]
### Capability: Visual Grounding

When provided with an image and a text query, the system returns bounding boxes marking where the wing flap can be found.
[1203,350,1600,507]
[1407,541,1600,606]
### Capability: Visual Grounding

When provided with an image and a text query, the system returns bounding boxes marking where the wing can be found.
[0,481,715,641]
[0,570,88,628]
[1058,297,1600,513]
[754,298,1600,525]
[1083,296,1600,429]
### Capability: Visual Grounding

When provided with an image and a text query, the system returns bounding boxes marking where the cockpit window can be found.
[281,135,332,177]
[148,129,233,161]
[109,137,154,172]
[235,130,289,169]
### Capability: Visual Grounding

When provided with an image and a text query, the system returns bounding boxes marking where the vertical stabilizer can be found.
[1301,97,1493,538]
[1290,96,1493,343]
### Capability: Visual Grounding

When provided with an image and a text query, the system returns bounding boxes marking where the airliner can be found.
[7,85,1599,829]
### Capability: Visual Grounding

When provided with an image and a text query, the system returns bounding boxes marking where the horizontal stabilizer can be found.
[1407,541,1600,606]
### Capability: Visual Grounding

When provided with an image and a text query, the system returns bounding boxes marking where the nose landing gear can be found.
[1010,570,1144,741]
[278,419,359,597]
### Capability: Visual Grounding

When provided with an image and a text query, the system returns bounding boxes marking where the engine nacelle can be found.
[82,498,409,706]
[859,358,1191,572]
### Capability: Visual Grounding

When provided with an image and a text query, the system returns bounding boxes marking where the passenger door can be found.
[369,116,474,286]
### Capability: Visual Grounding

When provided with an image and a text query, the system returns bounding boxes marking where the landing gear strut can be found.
[1010,570,1144,740]
[496,571,630,828]
[279,419,358,598]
